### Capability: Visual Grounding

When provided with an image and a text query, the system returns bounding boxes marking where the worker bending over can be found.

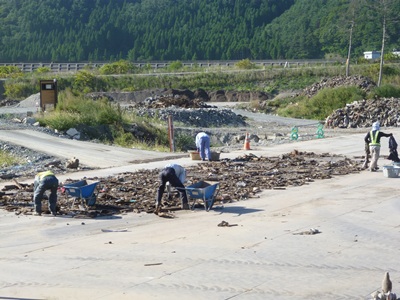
[155,163,189,213]
[33,170,59,216]
[195,132,211,161]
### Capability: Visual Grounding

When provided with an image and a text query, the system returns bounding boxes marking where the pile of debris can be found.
[371,272,397,300]
[0,99,19,107]
[131,88,211,109]
[0,142,92,180]
[135,107,248,128]
[326,97,400,128]
[133,96,213,109]
[303,75,376,98]
[0,151,362,218]
[119,88,249,127]
[86,88,271,106]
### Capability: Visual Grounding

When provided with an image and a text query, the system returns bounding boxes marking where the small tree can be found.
[235,59,255,69]
[99,60,136,75]
[168,61,183,71]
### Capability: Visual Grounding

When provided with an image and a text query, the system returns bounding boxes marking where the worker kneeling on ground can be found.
[155,163,189,214]
[33,170,59,216]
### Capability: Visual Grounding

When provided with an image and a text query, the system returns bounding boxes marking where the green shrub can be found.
[37,112,81,131]
[175,133,194,152]
[168,61,183,71]
[357,57,369,64]
[35,67,51,74]
[0,66,23,78]
[384,53,400,62]
[112,125,135,147]
[4,81,37,99]
[73,70,107,93]
[278,86,365,120]
[38,90,125,131]
[235,59,256,70]
[99,60,137,75]
[371,84,400,98]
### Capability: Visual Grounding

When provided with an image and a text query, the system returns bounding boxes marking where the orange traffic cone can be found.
[243,133,251,150]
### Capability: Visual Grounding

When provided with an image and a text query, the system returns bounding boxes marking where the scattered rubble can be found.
[326,97,400,128]
[0,151,362,218]
[0,141,93,180]
[86,88,272,105]
[66,157,79,169]
[302,75,376,98]
[371,272,397,300]
[135,107,248,128]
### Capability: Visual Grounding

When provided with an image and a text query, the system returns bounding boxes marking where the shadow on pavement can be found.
[213,206,263,216]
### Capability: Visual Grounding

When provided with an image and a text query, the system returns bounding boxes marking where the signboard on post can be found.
[39,79,58,111]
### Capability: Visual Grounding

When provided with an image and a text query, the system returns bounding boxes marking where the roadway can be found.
[0,125,399,299]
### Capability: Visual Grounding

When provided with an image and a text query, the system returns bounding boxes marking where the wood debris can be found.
[0,151,362,218]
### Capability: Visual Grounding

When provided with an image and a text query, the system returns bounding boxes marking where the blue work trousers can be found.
[34,175,59,214]
[198,136,211,161]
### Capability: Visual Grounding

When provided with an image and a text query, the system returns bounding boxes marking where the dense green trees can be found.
[0,0,398,62]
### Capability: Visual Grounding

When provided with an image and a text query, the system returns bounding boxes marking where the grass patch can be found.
[370,84,400,98]
[37,90,126,131]
[36,90,175,150]
[277,86,366,120]
[0,150,22,167]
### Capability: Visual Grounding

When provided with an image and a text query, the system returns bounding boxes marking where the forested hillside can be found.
[0,0,399,62]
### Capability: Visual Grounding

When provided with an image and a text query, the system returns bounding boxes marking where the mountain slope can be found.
[0,0,398,62]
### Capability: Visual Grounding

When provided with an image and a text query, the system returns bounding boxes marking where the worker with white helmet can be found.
[364,121,392,172]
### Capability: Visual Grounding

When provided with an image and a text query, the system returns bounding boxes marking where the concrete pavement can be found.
[0,129,187,170]
[1,129,400,299]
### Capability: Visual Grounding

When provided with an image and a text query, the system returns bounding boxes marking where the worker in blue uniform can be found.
[195,132,211,161]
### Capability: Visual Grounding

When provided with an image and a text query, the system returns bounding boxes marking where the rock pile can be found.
[0,141,93,180]
[135,107,248,128]
[371,272,397,300]
[303,75,376,98]
[134,96,212,109]
[0,151,361,218]
[86,88,271,105]
[131,88,211,109]
[326,97,400,128]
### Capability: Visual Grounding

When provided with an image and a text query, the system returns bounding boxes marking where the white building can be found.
[363,51,381,59]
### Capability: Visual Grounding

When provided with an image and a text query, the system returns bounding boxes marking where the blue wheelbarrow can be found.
[63,180,100,209]
[184,181,220,211]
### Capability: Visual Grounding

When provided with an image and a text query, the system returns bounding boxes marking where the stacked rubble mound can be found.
[0,151,361,218]
[135,107,247,127]
[303,75,376,98]
[126,88,248,127]
[326,97,400,128]
[131,88,211,109]
[0,99,19,107]
[133,95,212,109]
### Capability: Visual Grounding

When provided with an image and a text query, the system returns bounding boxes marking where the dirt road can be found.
[1,128,399,299]
[0,129,186,169]
[1,101,399,299]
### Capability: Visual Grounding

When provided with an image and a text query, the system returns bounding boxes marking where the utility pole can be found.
[346,21,354,77]
[377,13,386,87]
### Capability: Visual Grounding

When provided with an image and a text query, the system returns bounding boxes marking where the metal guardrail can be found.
[0,60,340,73]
